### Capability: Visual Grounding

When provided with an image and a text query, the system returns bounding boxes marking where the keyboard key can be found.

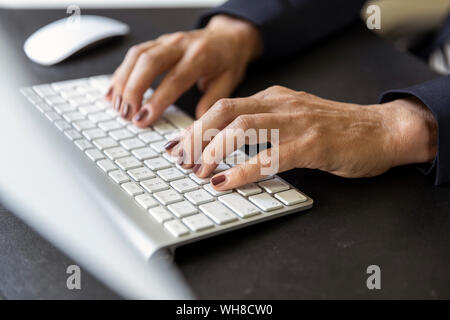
[150,140,169,153]
[203,183,232,196]
[185,189,214,205]
[73,119,96,131]
[162,105,194,129]
[60,88,80,99]
[170,178,199,193]
[63,111,84,122]
[104,147,130,160]
[152,119,176,134]
[182,213,214,232]
[79,104,102,115]
[75,139,93,151]
[45,95,66,106]
[149,206,174,223]
[132,147,158,160]
[95,100,112,110]
[213,163,230,173]
[249,193,283,211]
[162,153,178,163]
[141,177,169,193]
[189,173,212,185]
[88,112,111,123]
[85,149,105,161]
[127,124,150,134]
[274,189,307,206]
[52,78,88,91]
[236,183,262,197]
[258,178,290,194]
[108,170,130,184]
[93,137,118,150]
[128,167,155,181]
[200,201,238,225]
[54,103,76,114]
[135,193,158,209]
[157,167,185,182]
[64,129,82,141]
[82,128,107,140]
[176,163,192,174]
[144,157,171,170]
[68,96,91,107]
[33,84,55,97]
[121,182,144,196]
[54,120,71,131]
[99,120,122,131]
[115,156,141,170]
[167,200,198,218]
[138,131,163,143]
[120,138,146,150]
[154,188,183,205]
[45,111,62,122]
[218,193,260,218]
[35,102,52,113]
[96,159,117,173]
[163,219,189,237]
[110,128,134,141]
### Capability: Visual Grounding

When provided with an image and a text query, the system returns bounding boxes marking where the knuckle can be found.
[233,115,253,130]
[127,44,143,57]
[214,98,236,114]
[138,51,157,66]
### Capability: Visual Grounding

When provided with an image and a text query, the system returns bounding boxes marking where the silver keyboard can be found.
[20,75,312,244]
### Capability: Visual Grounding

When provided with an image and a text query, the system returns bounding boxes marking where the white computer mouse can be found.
[24,15,130,66]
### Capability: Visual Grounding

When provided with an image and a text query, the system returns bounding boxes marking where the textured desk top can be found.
[0,8,449,299]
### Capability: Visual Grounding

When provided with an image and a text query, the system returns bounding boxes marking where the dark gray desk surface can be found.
[0,8,449,300]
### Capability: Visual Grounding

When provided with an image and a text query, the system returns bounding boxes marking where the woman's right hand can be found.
[106,14,262,127]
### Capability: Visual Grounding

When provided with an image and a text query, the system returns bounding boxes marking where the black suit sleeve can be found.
[198,0,367,61]
[380,75,450,186]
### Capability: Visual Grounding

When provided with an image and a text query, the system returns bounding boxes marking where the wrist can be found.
[382,97,437,167]
[206,14,263,63]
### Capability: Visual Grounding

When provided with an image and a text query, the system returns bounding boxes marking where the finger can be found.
[170,96,259,168]
[195,72,236,118]
[110,41,156,109]
[196,113,288,178]
[120,44,184,119]
[210,144,295,190]
[132,48,207,127]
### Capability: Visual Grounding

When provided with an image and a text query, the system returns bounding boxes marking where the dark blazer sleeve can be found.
[380,75,450,186]
[198,0,367,61]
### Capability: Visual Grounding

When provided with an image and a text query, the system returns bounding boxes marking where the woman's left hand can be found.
[166,85,437,190]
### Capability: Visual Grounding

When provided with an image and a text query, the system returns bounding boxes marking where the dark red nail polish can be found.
[134,109,148,122]
[164,140,179,150]
[192,164,201,174]
[122,103,130,117]
[114,95,122,110]
[177,149,185,165]
[211,175,226,186]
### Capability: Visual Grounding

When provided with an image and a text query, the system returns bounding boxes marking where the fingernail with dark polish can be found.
[164,140,179,150]
[134,109,148,122]
[122,103,130,118]
[114,95,122,110]
[192,164,201,174]
[211,175,226,186]
[177,149,185,165]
